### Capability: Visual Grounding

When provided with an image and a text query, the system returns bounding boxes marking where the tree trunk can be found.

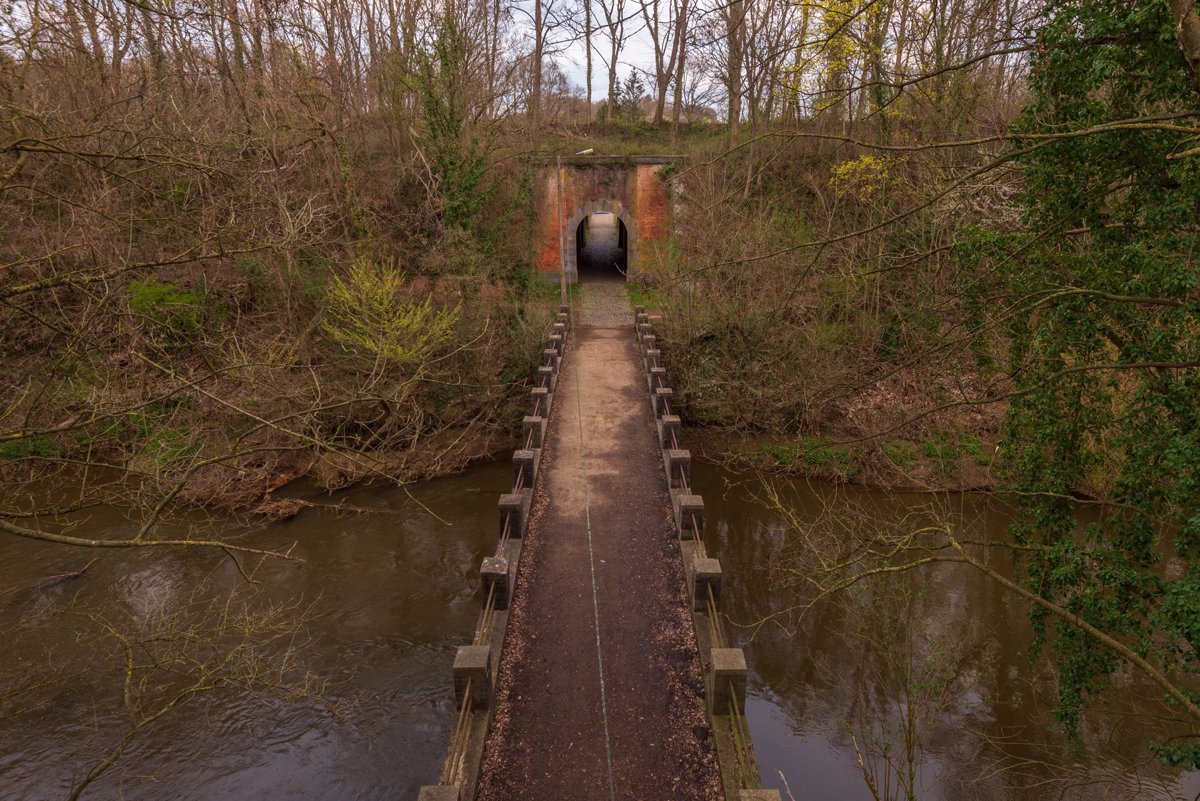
[726,0,745,146]
[1167,0,1200,91]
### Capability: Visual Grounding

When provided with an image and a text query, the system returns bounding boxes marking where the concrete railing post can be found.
[658,415,682,449]
[689,556,722,612]
[513,449,539,489]
[672,493,704,539]
[653,387,674,418]
[707,648,748,715]
[523,415,547,449]
[644,349,661,371]
[649,366,668,392]
[454,645,492,710]
[538,365,557,393]
[499,490,532,538]
[663,448,691,489]
[530,386,552,417]
[481,556,511,609]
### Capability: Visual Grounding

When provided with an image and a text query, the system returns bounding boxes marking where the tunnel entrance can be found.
[575,212,628,282]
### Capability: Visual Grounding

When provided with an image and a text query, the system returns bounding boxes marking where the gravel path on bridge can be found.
[473,325,721,801]
[577,278,632,328]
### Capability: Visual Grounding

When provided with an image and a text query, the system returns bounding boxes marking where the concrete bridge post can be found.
[689,557,723,612]
[480,557,511,610]
[706,648,748,715]
[657,414,682,449]
[672,493,704,539]
[453,645,492,710]
[653,387,674,418]
[523,415,547,449]
[663,447,691,489]
[513,449,539,490]
[530,386,551,417]
[499,490,532,538]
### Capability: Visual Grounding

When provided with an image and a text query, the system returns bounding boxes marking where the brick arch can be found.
[534,156,678,283]
[563,201,638,281]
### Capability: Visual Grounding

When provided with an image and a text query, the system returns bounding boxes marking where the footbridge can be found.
[418,284,778,801]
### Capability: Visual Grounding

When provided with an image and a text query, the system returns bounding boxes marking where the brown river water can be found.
[1,459,1197,800]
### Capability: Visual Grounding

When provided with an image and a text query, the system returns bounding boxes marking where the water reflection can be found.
[0,462,508,801]
[692,464,1200,801]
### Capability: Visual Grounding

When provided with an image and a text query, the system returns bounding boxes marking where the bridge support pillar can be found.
[690,557,722,611]
[513,449,539,489]
[523,415,547,449]
[453,645,492,710]
[673,493,704,540]
[657,415,682,449]
[499,489,532,538]
[663,448,691,488]
[417,786,460,801]
[481,556,511,610]
[707,647,747,715]
[653,387,674,418]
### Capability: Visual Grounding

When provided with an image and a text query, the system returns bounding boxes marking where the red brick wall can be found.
[534,161,671,276]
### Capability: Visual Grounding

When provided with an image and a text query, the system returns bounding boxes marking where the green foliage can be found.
[882,440,918,470]
[323,258,460,365]
[627,283,665,309]
[613,71,648,124]
[128,279,203,335]
[960,433,992,466]
[0,435,56,461]
[413,13,493,230]
[762,436,856,475]
[921,433,957,477]
[958,0,1200,765]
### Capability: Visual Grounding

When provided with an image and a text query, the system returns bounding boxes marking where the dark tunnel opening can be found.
[575,212,628,281]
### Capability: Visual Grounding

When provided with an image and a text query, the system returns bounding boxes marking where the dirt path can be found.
[474,322,722,801]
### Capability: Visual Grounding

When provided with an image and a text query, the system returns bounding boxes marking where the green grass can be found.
[960,433,993,466]
[923,432,958,477]
[0,435,56,461]
[627,282,665,308]
[883,440,918,470]
[761,436,857,475]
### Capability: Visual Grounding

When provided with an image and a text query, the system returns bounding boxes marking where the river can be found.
[1,459,1196,800]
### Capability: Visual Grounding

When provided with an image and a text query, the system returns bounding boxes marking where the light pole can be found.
[558,148,594,305]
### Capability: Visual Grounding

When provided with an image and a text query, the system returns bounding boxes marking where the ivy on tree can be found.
[961,0,1200,767]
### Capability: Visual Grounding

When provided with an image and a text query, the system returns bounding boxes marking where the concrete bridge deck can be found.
[421,272,774,800]
[474,296,721,800]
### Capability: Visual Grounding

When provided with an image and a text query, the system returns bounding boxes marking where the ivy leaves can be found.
[962,0,1200,767]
